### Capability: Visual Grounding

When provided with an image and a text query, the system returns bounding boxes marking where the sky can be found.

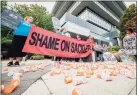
[7,2,136,13]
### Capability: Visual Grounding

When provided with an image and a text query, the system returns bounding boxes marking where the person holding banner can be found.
[56,28,62,35]
[125,28,137,59]
[62,28,71,61]
[83,35,95,62]
[62,28,71,38]
[75,34,81,62]
[7,16,33,66]
[55,28,64,62]
[126,28,135,36]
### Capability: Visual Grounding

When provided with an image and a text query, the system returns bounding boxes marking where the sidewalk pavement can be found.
[1,60,54,95]
[1,60,136,95]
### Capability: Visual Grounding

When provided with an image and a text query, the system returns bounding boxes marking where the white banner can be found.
[94,44,108,52]
[52,17,61,29]
[103,52,117,62]
[123,35,136,55]
[123,36,136,50]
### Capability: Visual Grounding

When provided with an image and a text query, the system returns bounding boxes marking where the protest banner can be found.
[123,36,136,55]
[94,44,108,52]
[123,36,136,50]
[22,26,93,58]
[103,52,117,62]
[52,17,61,29]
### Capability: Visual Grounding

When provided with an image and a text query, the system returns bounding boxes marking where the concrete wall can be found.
[60,12,118,45]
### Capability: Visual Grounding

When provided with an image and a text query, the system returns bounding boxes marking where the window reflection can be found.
[78,8,113,31]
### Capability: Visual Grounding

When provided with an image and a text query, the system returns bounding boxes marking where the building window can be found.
[78,8,113,31]
[68,2,81,13]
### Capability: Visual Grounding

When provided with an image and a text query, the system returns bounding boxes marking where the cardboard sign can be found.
[94,44,108,52]
[1,10,23,29]
[22,26,93,58]
[123,36,136,50]
[52,17,61,29]
[103,52,117,62]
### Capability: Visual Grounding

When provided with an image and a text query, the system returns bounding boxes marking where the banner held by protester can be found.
[22,26,93,58]
[103,52,117,62]
[123,36,136,55]
[123,36,136,50]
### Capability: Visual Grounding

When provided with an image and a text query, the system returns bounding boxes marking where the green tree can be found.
[119,4,136,39]
[1,3,53,46]
[11,4,53,30]
[1,1,7,11]
[124,16,136,33]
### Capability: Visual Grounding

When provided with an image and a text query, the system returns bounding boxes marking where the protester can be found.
[83,35,95,62]
[56,28,62,35]
[62,28,71,37]
[55,28,64,62]
[75,34,81,62]
[61,28,71,61]
[7,16,33,66]
[125,28,137,59]
[126,28,135,36]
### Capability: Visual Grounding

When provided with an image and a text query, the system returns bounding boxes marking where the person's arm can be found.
[67,33,71,37]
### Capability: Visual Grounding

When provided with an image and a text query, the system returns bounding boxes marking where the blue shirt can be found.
[14,21,32,37]
[57,31,62,35]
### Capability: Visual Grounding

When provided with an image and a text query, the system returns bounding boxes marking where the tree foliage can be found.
[30,54,44,60]
[11,4,53,30]
[1,3,54,46]
[1,1,7,11]
[108,45,120,53]
[119,4,136,39]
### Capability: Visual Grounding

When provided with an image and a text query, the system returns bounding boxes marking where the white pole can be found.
[92,51,95,63]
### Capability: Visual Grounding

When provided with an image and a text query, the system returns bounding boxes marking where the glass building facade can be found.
[78,8,113,31]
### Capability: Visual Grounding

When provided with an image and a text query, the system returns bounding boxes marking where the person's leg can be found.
[55,57,58,61]
[14,57,20,66]
[75,58,79,62]
[59,57,62,61]
[16,57,20,62]
[9,57,14,62]
[7,57,14,66]
[58,57,62,64]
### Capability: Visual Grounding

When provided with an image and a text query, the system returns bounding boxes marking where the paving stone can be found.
[22,79,50,95]
[1,63,52,95]
[88,75,136,95]
[42,72,136,95]
[129,86,136,95]
[42,73,115,95]
[42,73,72,94]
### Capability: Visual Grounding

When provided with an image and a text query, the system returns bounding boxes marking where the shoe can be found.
[14,61,20,66]
[7,62,13,66]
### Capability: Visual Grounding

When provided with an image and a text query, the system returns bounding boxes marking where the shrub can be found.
[108,46,120,53]
[30,54,45,60]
